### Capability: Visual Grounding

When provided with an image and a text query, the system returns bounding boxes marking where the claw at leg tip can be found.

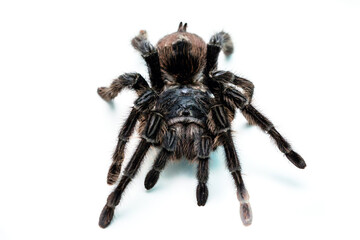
[97,87,111,102]
[240,202,253,226]
[97,87,104,94]
[286,151,307,169]
[99,205,114,229]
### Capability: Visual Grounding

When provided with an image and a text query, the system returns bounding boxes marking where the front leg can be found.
[97,72,149,101]
[204,31,234,76]
[131,30,163,92]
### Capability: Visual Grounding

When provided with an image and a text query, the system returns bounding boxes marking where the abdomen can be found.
[156,86,212,160]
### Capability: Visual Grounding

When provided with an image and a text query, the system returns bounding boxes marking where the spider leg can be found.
[210,104,252,226]
[107,108,139,185]
[242,104,306,169]
[204,31,233,76]
[144,149,171,190]
[196,158,209,206]
[99,111,166,228]
[221,85,306,169]
[196,135,212,206]
[106,90,157,185]
[222,130,252,226]
[97,72,149,101]
[212,71,254,103]
[144,128,177,190]
[131,30,163,92]
[99,139,151,228]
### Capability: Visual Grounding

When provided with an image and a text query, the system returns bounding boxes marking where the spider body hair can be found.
[97,22,306,228]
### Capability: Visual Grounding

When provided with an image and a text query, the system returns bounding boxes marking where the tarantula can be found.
[97,22,306,228]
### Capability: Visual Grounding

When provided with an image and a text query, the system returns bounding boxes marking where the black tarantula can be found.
[97,22,306,228]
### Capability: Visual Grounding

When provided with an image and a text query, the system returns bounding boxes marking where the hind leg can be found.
[210,104,252,226]
[196,135,212,206]
[221,130,252,226]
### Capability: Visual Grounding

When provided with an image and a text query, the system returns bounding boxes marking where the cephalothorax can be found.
[97,22,306,228]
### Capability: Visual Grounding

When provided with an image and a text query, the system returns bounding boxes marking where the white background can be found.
[1,0,360,239]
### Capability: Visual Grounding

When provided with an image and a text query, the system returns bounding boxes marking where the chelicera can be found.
[97,22,306,228]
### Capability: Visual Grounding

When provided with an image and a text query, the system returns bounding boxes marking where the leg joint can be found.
[211,105,230,129]
[198,136,213,159]
[134,90,157,110]
[142,111,165,143]
[229,165,241,173]
[163,128,177,152]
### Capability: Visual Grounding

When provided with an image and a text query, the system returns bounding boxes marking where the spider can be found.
[97,22,306,228]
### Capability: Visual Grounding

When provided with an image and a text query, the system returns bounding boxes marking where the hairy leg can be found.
[196,135,212,206]
[210,104,252,225]
[242,104,306,168]
[106,90,157,185]
[144,149,171,190]
[196,158,209,206]
[209,31,234,56]
[204,31,234,75]
[107,108,139,185]
[212,70,254,104]
[220,84,306,169]
[99,139,151,228]
[97,72,149,101]
[144,128,177,189]
[99,109,166,228]
[131,30,163,92]
[221,130,252,226]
